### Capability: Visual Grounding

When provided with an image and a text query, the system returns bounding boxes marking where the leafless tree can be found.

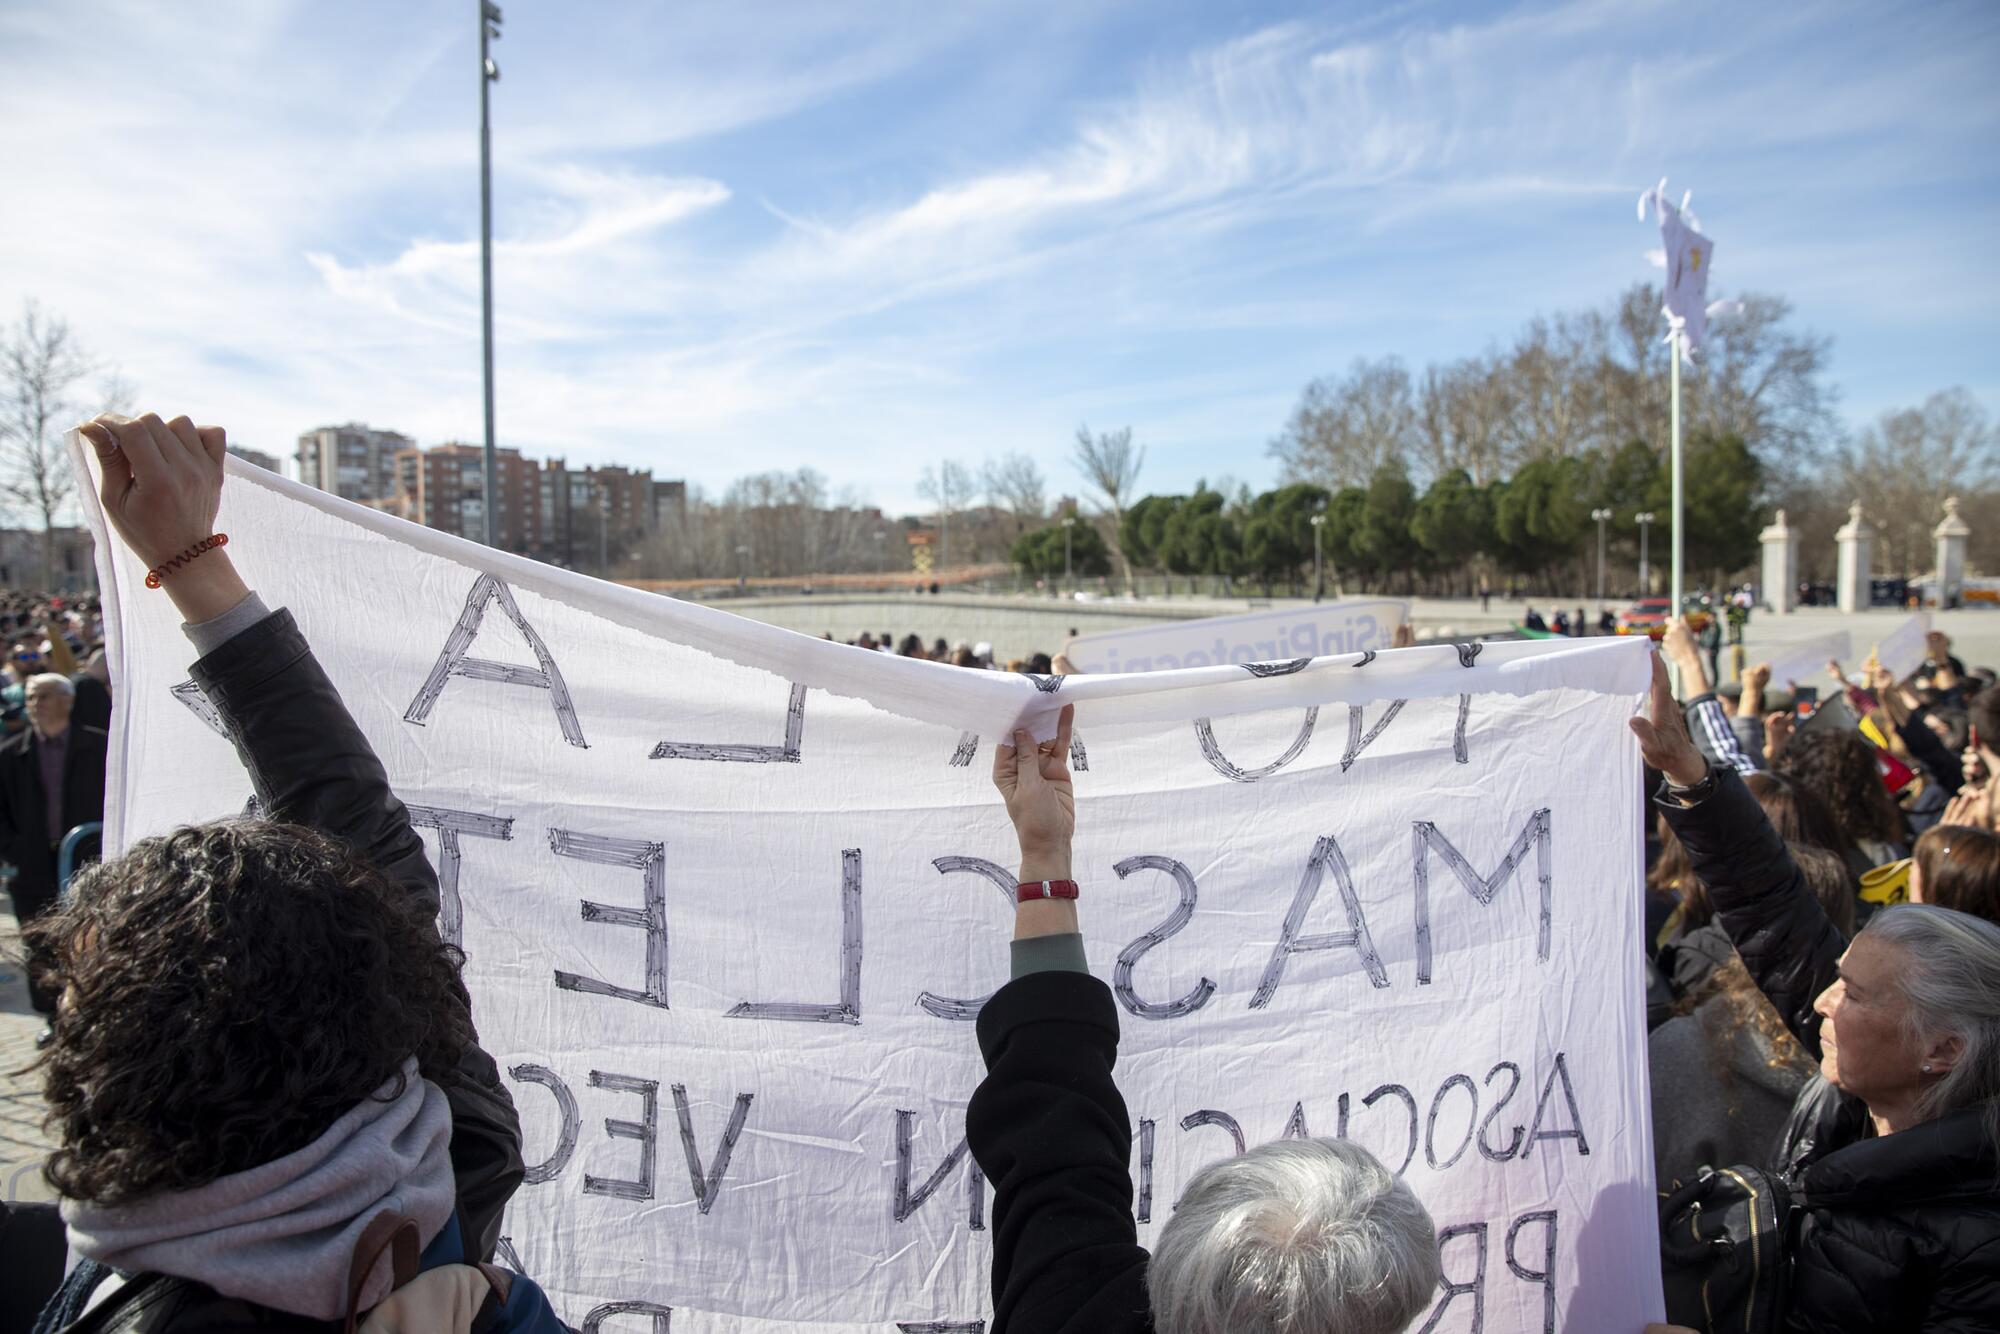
[1686,293,1837,469]
[982,452,1047,528]
[1494,311,1608,464]
[0,302,120,588]
[1267,358,1417,489]
[637,468,897,582]
[1417,356,1513,484]
[1834,389,1998,575]
[918,458,977,571]
[1072,424,1144,590]
[1596,285,1835,464]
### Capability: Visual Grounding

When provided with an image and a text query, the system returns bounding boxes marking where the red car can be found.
[1616,597,1711,640]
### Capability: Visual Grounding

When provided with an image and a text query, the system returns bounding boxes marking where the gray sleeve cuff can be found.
[1010,932,1088,979]
[182,592,272,657]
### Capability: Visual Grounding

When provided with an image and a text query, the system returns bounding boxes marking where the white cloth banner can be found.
[1763,630,1855,693]
[1871,612,1932,682]
[1064,599,1408,675]
[84,452,1664,1333]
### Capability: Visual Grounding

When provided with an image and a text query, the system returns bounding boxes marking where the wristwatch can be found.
[1016,879,1080,903]
[1662,765,1718,806]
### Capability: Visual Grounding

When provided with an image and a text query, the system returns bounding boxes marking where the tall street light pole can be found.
[1311,512,1327,602]
[479,2,502,547]
[1635,511,1656,596]
[1591,508,1612,618]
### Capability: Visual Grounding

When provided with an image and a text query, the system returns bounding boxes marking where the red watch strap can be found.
[1016,879,1080,903]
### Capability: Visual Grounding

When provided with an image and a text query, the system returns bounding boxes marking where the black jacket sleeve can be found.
[1896,707,1964,796]
[967,971,1152,1334]
[186,609,524,1261]
[1658,766,1845,1055]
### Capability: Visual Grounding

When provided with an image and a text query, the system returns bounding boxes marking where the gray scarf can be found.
[62,1061,455,1319]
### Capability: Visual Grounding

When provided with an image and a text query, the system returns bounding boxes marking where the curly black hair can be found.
[1778,728,1908,849]
[26,819,471,1205]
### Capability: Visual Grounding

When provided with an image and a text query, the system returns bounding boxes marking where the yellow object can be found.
[1859,716,1890,749]
[1860,859,1910,907]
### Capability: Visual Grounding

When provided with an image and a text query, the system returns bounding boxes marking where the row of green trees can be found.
[1011,431,1763,597]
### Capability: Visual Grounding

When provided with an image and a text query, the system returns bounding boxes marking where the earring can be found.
[1922,1063,1934,1074]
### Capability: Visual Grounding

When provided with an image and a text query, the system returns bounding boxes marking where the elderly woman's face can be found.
[1812,933,1928,1107]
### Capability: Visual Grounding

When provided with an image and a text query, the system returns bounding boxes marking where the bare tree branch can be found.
[0,301,113,588]
[1072,424,1143,591]
[982,452,1047,525]
[1267,359,1417,489]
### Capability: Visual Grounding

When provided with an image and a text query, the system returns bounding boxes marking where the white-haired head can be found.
[24,671,75,739]
[1864,903,2000,1160]
[1149,1137,1440,1334]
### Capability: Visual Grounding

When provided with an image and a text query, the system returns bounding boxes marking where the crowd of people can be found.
[824,631,1061,675]
[0,410,1996,1333]
[0,593,109,1032]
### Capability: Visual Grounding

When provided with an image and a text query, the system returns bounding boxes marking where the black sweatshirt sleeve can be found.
[968,971,1153,1334]
[1658,766,1846,1054]
[1896,707,1964,796]
[187,609,525,1261]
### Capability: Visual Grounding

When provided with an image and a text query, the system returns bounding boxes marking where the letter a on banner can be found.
[405,573,588,747]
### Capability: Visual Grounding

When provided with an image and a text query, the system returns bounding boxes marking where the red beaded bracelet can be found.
[145,533,229,589]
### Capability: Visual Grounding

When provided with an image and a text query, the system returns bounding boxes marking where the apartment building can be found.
[294,423,413,502]
[387,442,540,550]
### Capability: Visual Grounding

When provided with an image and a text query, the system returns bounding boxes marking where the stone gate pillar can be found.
[1935,496,1970,609]
[1759,509,1798,614]
[1835,501,1872,614]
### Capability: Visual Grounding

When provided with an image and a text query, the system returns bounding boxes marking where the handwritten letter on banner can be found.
[82,449,1665,1333]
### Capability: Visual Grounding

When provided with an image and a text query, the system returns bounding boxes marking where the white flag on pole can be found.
[1638,179,1725,355]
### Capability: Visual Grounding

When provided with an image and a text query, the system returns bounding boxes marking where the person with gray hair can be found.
[968,705,1440,1334]
[1151,1139,1440,1334]
[0,665,106,1033]
[1632,651,2000,1331]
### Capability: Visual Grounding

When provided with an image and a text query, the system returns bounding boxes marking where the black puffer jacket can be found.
[1661,766,2000,1332]
[45,609,528,1333]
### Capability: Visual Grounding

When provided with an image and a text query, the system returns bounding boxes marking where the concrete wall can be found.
[693,594,1221,662]
[674,591,2000,670]
[683,594,1512,662]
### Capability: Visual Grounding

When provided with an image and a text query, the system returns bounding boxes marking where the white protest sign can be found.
[83,451,1662,1333]
[1762,629,1853,693]
[1871,612,1932,682]
[1064,599,1408,674]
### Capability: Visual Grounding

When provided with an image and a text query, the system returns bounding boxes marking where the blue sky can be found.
[2,0,1996,516]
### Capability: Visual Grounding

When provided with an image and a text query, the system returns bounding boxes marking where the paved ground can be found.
[1,891,55,1204]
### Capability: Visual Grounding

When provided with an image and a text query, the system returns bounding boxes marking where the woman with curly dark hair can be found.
[17,414,560,1331]
[32,820,474,1207]
[1778,728,1909,872]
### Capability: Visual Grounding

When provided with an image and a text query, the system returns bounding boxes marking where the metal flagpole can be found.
[1669,327,1684,618]
[479,2,502,547]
